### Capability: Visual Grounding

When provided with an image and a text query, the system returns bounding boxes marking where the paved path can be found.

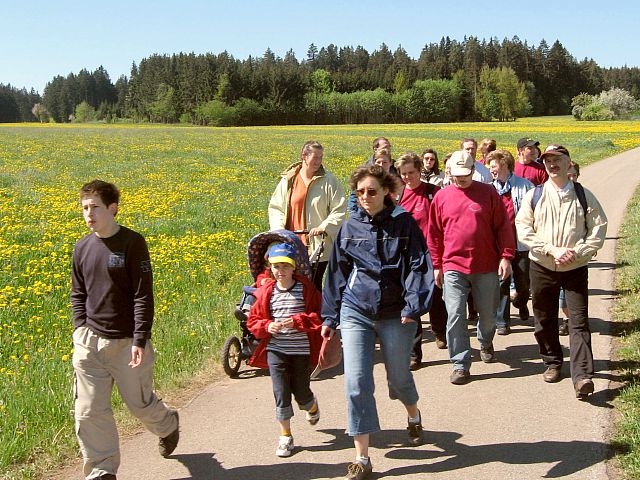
[53,147,640,480]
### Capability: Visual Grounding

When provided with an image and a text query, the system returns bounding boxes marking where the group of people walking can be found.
[70,135,607,480]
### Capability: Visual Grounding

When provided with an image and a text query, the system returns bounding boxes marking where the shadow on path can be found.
[384,429,610,478]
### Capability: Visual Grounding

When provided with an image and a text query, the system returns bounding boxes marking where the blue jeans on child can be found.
[339,304,419,436]
[443,270,499,372]
[267,350,315,421]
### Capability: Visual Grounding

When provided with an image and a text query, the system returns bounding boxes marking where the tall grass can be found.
[0,117,639,478]
[611,186,640,478]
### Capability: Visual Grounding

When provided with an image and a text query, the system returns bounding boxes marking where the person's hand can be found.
[280,317,294,329]
[308,226,325,237]
[498,258,512,280]
[401,316,415,324]
[267,322,282,334]
[129,345,145,368]
[551,247,577,265]
[434,269,443,289]
[321,325,335,339]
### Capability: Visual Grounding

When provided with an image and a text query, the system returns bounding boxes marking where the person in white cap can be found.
[428,150,515,385]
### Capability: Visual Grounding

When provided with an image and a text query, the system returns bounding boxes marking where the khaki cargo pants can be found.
[72,326,178,479]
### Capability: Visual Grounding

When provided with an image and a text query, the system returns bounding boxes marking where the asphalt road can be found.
[52,146,640,480]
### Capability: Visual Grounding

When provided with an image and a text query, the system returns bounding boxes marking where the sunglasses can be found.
[356,187,380,197]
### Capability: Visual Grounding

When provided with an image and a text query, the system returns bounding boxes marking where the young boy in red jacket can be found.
[247,242,323,457]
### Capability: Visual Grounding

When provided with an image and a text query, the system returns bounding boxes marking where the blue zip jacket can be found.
[322,201,434,328]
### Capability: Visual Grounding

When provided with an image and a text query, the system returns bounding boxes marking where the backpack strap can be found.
[531,182,589,231]
[573,182,588,230]
[531,184,543,211]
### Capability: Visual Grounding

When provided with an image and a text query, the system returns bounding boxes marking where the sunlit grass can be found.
[611,186,640,479]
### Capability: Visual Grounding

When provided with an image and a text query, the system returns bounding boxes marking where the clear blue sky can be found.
[2,0,639,94]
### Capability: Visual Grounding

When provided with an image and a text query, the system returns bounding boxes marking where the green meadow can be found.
[1,116,639,478]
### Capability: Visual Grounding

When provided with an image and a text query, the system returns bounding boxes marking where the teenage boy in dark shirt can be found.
[71,180,179,480]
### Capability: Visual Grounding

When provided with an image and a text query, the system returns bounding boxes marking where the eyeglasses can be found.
[356,187,380,197]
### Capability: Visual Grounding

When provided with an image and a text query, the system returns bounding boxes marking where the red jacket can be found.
[247,274,323,369]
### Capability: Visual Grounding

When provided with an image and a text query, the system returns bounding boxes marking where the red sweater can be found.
[427,181,515,274]
[398,181,440,240]
[514,161,548,186]
[247,274,323,369]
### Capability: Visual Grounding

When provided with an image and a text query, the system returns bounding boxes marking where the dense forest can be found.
[2,36,640,124]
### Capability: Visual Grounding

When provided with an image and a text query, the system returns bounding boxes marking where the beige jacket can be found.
[515,181,607,271]
[268,162,346,262]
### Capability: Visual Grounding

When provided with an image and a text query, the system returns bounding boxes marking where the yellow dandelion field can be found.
[0,117,639,475]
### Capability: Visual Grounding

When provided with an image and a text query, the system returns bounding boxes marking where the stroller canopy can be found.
[247,229,313,281]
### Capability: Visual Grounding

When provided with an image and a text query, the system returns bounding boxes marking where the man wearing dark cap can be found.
[515,144,607,399]
[514,138,548,185]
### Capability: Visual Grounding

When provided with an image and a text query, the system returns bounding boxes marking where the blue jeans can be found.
[443,271,499,372]
[340,304,419,436]
[267,350,315,421]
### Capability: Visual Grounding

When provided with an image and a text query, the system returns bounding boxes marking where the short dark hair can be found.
[80,179,120,206]
[349,165,400,198]
[372,137,391,150]
[460,138,477,148]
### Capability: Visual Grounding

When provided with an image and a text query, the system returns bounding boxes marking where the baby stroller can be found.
[221,229,324,377]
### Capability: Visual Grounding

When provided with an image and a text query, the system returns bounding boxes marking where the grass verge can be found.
[611,185,640,478]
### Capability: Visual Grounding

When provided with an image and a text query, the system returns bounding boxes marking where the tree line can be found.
[3,36,640,125]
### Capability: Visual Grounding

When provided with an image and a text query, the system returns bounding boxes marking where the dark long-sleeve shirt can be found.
[71,226,154,347]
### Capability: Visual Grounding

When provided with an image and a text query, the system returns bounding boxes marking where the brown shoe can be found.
[542,367,562,383]
[575,378,594,398]
[410,359,421,371]
[435,336,447,349]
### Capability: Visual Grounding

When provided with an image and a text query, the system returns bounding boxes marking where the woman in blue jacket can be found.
[321,165,434,480]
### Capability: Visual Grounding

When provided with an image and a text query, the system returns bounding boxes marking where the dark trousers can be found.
[312,261,328,292]
[512,251,531,311]
[497,275,512,327]
[529,261,592,383]
[412,285,446,362]
[267,350,314,420]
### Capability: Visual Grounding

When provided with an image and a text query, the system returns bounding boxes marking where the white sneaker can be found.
[276,435,294,457]
[306,399,320,425]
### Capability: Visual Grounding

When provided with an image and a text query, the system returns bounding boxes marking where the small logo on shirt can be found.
[108,253,125,268]
[140,260,152,273]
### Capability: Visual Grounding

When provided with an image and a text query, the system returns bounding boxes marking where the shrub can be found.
[581,102,615,121]
[74,101,96,123]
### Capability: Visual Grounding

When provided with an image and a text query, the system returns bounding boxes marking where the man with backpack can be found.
[515,145,607,399]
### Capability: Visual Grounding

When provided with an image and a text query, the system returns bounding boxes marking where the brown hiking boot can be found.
[542,367,562,383]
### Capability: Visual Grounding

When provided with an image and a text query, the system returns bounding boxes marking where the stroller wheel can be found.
[222,336,242,377]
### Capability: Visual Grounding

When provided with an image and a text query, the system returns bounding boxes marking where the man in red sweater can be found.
[514,137,548,185]
[428,151,515,385]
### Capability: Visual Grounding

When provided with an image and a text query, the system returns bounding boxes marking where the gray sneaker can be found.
[159,410,179,458]
[344,459,373,480]
[480,344,496,363]
[450,369,470,385]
